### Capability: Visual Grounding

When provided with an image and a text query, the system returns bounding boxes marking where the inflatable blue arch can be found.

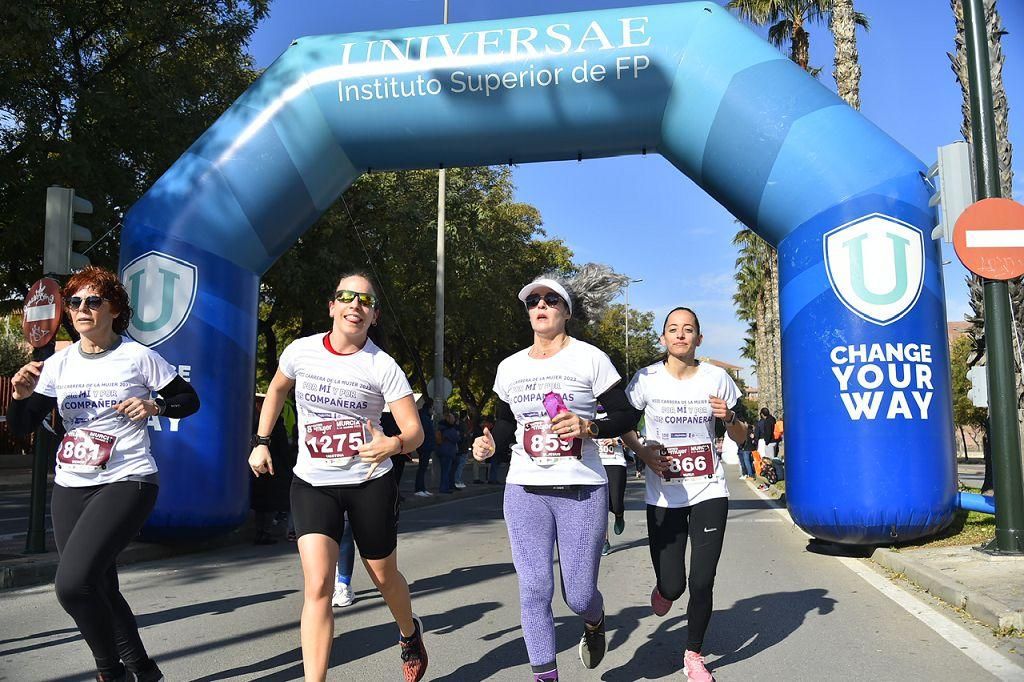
[119,1,955,543]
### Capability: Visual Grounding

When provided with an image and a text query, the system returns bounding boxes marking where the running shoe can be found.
[651,587,672,616]
[533,669,559,681]
[414,490,431,498]
[454,482,466,489]
[400,614,428,682]
[332,583,354,607]
[683,650,714,682]
[613,515,625,535]
[602,540,611,556]
[577,612,606,669]
[130,663,165,682]
[95,670,126,682]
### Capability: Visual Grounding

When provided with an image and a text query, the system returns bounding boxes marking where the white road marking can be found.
[741,477,1024,680]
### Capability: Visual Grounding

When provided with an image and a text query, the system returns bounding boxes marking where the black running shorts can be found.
[290,472,400,560]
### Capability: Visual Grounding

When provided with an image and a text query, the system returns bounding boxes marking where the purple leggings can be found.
[504,483,607,671]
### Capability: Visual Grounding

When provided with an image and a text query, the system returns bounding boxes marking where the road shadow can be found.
[601,588,836,680]
[0,590,297,657]
[194,601,503,681]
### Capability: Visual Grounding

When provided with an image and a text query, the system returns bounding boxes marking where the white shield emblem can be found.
[823,214,924,326]
[121,251,198,347]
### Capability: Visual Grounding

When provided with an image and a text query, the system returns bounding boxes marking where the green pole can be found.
[964,0,1024,554]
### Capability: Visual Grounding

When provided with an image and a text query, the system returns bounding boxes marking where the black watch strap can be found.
[251,434,272,448]
[154,396,167,416]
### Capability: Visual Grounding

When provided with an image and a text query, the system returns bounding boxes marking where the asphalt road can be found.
[2,469,1021,681]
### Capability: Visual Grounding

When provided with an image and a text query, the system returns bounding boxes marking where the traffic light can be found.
[43,186,93,275]
[927,141,976,243]
[967,365,988,408]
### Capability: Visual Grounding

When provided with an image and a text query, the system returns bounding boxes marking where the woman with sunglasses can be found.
[472,271,640,682]
[620,307,748,682]
[248,272,427,682]
[8,266,199,682]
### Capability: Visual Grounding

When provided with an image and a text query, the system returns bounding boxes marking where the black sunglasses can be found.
[66,295,106,311]
[335,289,379,308]
[525,293,565,309]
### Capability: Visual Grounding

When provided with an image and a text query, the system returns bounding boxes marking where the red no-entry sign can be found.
[953,197,1024,280]
[22,277,62,348]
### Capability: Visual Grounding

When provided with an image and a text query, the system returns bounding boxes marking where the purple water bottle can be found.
[543,392,569,419]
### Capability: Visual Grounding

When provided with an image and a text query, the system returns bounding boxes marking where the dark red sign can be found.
[663,443,716,480]
[22,277,62,348]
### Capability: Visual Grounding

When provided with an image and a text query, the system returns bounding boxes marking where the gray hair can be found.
[536,263,629,323]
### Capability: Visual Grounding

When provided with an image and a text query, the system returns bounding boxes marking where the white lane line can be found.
[738,477,1024,680]
[836,556,1024,681]
[966,230,1024,248]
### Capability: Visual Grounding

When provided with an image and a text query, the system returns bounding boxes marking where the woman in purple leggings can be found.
[473,271,640,681]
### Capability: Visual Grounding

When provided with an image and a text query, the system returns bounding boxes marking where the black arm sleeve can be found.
[157,376,200,419]
[6,393,57,436]
[491,398,517,460]
[592,381,642,438]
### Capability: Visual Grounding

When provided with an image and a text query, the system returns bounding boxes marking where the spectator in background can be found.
[453,412,472,489]
[738,424,757,480]
[251,393,294,544]
[437,412,461,494]
[414,397,436,498]
[755,407,778,461]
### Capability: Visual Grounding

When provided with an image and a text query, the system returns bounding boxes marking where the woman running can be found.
[622,306,747,682]
[248,272,426,682]
[8,266,200,682]
[597,428,627,556]
[473,271,639,682]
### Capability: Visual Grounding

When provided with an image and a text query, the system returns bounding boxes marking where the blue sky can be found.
[247,0,1023,385]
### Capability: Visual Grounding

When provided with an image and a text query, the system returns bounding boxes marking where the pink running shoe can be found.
[684,650,713,682]
[650,587,672,616]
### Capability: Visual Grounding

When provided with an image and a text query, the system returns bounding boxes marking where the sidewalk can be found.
[752,460,1024,634]
[0,455,503,590]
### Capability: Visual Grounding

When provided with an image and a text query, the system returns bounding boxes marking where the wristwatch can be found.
[584,420,599,438]
[154,396,167,416]
[725,410,737,425]
[251,434,272,448]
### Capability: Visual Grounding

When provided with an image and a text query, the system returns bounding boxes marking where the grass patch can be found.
[893,508,995,549]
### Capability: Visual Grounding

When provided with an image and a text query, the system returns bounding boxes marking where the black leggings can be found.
[604,465,626,517]
[647,497,729,653]
[51,482,159,675]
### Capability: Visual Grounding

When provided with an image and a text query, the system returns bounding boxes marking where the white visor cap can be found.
[517,278,572,315]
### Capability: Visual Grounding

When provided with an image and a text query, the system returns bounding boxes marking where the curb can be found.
[738,475,1024,632]
[0,483,503,591]
[870,547,1024,632]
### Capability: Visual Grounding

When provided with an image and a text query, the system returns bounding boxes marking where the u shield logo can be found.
[121,252,198,347]
[824,214,924,326]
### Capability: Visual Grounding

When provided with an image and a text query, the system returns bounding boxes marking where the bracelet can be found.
[394,434,404,455]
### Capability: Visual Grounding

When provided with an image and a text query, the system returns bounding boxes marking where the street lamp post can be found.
[432,0,450,421]
[624,278,643,375]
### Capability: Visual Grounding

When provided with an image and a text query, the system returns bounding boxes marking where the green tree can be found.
[256,166,578,419]
[581,303,661,379]
[0,1,270,304]
[950,334,987,460]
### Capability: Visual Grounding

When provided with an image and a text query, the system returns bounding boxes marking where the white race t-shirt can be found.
[494,339,620,486]
[36,338,177,487]
[598,438,627,467]
[280,334,413,486]
[626,361,741,508]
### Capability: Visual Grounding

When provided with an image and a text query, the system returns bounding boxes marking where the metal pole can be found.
[625,283,630,376]
[432,0,449,421]
[965,0,1024,554]
[25,341,54,554]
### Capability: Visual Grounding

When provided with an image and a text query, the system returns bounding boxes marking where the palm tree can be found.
[831,0,869,109]
[733,228,776,411]
[950,0,1016,492]
[726,1,868,416]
